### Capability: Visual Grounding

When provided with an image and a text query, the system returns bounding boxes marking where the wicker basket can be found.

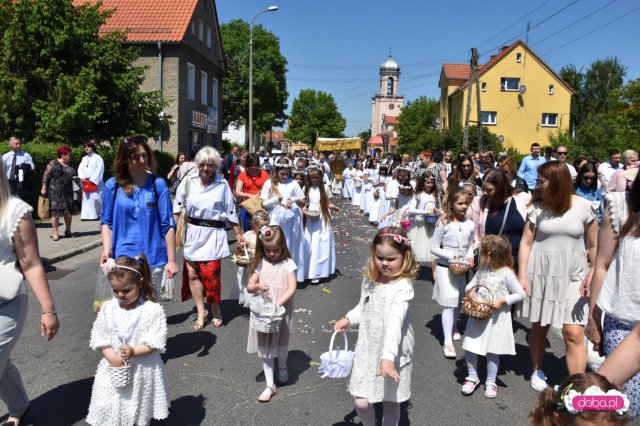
[462,284,495,320]
[233,245,252,267]
[448,259,470,275]
[249,289,286,334]
[305,203,321,221]
[108,363,132,388]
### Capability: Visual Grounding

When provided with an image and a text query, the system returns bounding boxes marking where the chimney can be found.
[499,45,510,53]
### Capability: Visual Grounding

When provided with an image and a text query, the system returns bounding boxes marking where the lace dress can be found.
[42,160,79,217]
[87,299,169,426]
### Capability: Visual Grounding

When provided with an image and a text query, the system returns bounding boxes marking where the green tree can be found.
[285,89,346,147]
[583,57,626,116]
[358,128,371,152]
[395,96,439,154]
[220,19,288,138]
[0,0,167,145]
[559,64,584,129]
[438,124,499,155]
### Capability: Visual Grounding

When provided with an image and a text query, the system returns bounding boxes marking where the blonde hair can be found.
[107,254,155,302]
[364,227,419,282]
[250,225,291,275]
[251,210,270,228]
[478,235,514,271]
[0,162,12,222]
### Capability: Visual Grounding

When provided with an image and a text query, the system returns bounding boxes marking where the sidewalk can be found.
[36,214,102,265]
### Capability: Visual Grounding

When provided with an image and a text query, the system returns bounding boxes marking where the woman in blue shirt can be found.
[100,136,178,297]
[574,162,604,223]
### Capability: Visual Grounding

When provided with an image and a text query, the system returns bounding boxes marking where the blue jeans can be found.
[0,294,29,417]
[239,207,252,233]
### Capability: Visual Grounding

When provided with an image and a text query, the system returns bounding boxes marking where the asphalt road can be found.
[4,197,575,426]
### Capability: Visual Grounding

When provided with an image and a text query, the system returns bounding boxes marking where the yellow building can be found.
[436,40,574,153]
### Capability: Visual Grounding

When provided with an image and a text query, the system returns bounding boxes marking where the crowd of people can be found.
[2,135,640,425]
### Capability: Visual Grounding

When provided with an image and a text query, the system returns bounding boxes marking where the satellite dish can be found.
[519,85,527,95]
[498,135,505,143]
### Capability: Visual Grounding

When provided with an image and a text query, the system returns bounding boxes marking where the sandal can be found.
[461,377,480,395]
[193,310,209,331]
[51,235,60,241]
[443,345,457,359]
[258,386,276,402]
[485,382,498,399]
[212,318,223,328]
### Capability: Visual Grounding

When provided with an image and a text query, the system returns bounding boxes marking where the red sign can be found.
[192,111,207,129]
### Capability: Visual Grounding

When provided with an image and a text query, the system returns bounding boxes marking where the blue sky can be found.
[217,0,640,137]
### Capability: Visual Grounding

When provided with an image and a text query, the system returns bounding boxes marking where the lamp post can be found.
[249,5,278,154]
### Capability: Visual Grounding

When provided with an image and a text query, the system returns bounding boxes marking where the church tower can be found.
[371,54,404,141]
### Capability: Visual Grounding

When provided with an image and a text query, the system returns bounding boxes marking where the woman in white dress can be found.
[173,147,244,329]
[260,157,306,282]
[351,162,364,207]
[77,140,104,220]
[407,172,440,263]
[301,167,339,283]
[342,163,355,200]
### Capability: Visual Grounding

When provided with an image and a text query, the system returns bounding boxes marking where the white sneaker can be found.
[452,332,461,341]
[443,345,457,359]
[530,370,548,392]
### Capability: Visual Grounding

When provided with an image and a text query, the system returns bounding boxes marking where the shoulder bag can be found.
[240,173,264,216]
[176,177,191,248]
[0,264,23,301]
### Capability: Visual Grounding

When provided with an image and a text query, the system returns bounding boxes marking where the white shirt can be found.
[563,163,577,179]
[599,161,623,188]
[2,150,34,180]
[78,152,105,187]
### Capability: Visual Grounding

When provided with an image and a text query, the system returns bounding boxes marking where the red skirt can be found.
[181,259,222,304]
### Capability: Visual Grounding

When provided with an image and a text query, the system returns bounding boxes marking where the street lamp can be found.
[249,5,278,153]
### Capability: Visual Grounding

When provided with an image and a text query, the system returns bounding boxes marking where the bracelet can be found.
[42,311,58,316]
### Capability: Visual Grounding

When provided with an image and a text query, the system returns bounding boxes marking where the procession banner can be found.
[316,137,362,152]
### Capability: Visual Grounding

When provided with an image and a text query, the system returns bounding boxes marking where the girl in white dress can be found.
[430,186,476,359]
[351,162,364,207]
[342,164,355,199]
[407,172,440,264]
[233,210,270,305]
[368,165,389,225]
[360,160,375,214]
[87,255,169,426]
[378,167,413,229]
[260,158,306,282]
[247,225,297,402]
[334,227,418,426]
[302,167,340,283]
[460,236,525,398]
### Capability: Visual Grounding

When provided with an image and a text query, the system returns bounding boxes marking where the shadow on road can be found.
[163,332,217,360]
[280,349,312,386]
[22,377,93,425]
[331,401,412,425]
[151,394,206,425]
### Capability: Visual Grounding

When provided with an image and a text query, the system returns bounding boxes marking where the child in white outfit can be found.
[87,255,169,426]
[460,236,526,398]
[233,210,270,304]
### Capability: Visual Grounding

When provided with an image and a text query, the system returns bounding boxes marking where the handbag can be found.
[318,331,354,379]
[83,180,98,192]
[38,196,50,220]
[0,264,23,301]
[176,177,191,249]
[240,192,263,216]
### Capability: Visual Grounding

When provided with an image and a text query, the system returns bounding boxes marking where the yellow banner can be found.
[316,138,362,151]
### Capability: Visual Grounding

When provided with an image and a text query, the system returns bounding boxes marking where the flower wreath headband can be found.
[379,233,411,247]
[259,225,274,240]
[554,384,630,415]
[101,257,143,276]
[273,156,293,168]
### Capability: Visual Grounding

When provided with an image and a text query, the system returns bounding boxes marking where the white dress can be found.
[368,174,386,223]
[462,267,526,356]
[407,192,438,262]
[260,178,305,281]
[346,278,414,403]
[87,299,169,426]
[173,174,239,261]
[360,170,374,213]
[302,186,336,280]
[351,170,364,207]
[430,220,476,307]
[342,167,355,199]
[233,230,257,305]
[78,152,105,220]
[379,192,413,229]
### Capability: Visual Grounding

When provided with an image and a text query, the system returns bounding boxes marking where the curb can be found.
[43,239,103,265]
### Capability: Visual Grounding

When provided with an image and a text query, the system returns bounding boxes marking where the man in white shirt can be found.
[598,149,623,190]
[2,136,35,199]
[555,146,577,180]
[77,141,105,220]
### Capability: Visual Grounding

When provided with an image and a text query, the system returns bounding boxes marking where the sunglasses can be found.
[582,175,596,181]
[123,135,145,147]
[556,151,568,155]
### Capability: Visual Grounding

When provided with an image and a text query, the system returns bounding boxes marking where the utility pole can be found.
[463,48,481,151]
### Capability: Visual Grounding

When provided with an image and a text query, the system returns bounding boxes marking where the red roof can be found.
[383,116,399,125]
[75,0,198,42]
[442,64,472,81]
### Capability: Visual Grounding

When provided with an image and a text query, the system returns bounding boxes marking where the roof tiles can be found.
[75,0,199,42]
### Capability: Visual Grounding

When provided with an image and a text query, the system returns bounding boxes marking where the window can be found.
[516,53,522,63]
[191,21,196,35]
[481,82,487,92]
[187,62,195,101]
[212,77,219,108]
[548,84,554,95]
[541,113,558,127]
[206,26,212,49]
[198,19,204,42]
[500,77,520,91]
[481,111,497,125]
[201,71,208,106]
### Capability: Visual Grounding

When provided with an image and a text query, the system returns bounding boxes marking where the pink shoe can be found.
[461,377,480,395]
[485,382,498,398]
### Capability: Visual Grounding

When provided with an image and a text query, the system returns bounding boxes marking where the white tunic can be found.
[77,152,105,220]
[87,299,169,426]
[351,170,364,206]
[462,267,526,355]
[302,186,336,280]
[173,174,238,261]
[342,167,355,199]
[260,178,305,281]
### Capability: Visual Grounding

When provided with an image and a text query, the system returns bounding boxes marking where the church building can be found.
[369,55,403,154]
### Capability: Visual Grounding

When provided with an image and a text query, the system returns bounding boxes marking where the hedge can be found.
[17,143,174,211]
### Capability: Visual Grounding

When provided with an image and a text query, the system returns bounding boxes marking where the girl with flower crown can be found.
[260,157,306,282]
